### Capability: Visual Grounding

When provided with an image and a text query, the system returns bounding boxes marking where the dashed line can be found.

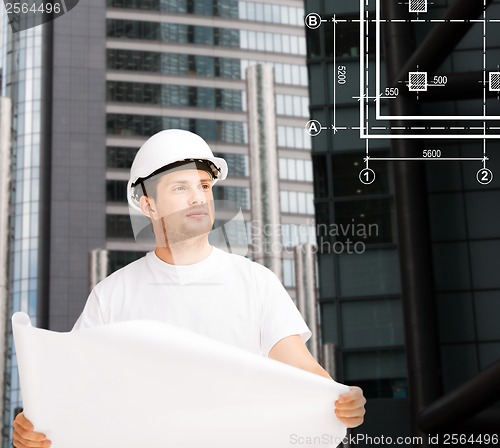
[337,19,499,23]
[369,126,496,131]
[314,125,500,131]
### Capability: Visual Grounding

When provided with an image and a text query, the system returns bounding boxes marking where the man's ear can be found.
[139,195,157,219]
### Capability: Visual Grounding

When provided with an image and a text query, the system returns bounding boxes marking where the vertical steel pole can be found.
[381,0,442,436]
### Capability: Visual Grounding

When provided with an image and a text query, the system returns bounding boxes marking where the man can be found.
[13,130,366,447]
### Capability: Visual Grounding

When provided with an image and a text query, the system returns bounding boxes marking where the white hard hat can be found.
[127,129,228,212]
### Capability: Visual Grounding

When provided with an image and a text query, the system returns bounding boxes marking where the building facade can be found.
[305,0,500,441]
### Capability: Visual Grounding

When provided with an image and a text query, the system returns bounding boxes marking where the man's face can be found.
[147,168,215,245]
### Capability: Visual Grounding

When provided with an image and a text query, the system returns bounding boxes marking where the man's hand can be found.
[269,336,367,428]
[12,412,51,448]
[335,386,366,428]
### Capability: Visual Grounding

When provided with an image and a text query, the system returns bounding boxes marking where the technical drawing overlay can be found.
[304,0,496,185]
[375,1,500,121]
[365,0,500,140]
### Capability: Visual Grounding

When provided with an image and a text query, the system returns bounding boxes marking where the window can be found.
[106,180,127,203]
[107,114,248,144]
[233,1,303,25]
[334,199,393,244]
[108,0,239,17]
[107,146,138,169]
[280,191,314,215]
[320,14,376,59]
[283,258,295,287]
[281,224,316,247]
[211,218,249,246]
[343,351,408,399]
[107,52,305,87]
[288,159,296,180]
[107,215,134,239]
[213,186,250,210]
[277,126,312,149]
[281,5,289,24]
[107,20,304,55]
[214,153,248,177]
[255,3,263,22]
[341,299,404,349]
[337,249,401,296]
[106,82,242,110]
[296,160,305,181]
[331,152,390,196]
[108,250,146,274]
[275,94,309,117]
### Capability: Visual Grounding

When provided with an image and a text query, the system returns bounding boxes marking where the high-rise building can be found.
[305,0,500,442]
[0,1,318,444]
[0,3,107,443]
[103,0,315,287]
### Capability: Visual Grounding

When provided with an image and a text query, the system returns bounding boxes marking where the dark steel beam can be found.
[383,0,499,438]
[37,19,54,330]
[419,360,500,433]
[381,0,442,439]
[457,407,500,433]
[394,0,494,84]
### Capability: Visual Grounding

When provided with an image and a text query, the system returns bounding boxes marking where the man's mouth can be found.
[186,208,209,218]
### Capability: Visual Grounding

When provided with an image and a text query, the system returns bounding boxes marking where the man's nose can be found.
[189,187,205,205]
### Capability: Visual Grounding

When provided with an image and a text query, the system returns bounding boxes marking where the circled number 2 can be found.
[476,168,493,185]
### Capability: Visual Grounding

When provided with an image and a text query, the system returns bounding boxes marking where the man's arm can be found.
[268,334,366,428]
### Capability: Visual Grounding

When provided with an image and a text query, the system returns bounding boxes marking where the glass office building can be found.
[305,0,500,441]
[0,14,49,442]
[0,1,315,443]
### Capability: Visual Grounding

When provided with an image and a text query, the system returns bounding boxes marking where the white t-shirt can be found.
[73,247,311,357]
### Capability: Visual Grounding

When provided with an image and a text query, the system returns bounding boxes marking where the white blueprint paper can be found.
[12,312,349,448]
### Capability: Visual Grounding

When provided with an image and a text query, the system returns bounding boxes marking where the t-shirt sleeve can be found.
[72,289,105,331]
[260,268,312,357]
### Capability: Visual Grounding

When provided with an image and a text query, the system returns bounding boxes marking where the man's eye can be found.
[173,186,186,191]
[201,184,211,190]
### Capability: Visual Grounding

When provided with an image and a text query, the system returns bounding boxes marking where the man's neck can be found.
[155,238,213,265]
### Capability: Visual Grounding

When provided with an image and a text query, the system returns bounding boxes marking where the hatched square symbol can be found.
[409,0,427,13]
[489,72,500,91]
[408,72,428,91]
